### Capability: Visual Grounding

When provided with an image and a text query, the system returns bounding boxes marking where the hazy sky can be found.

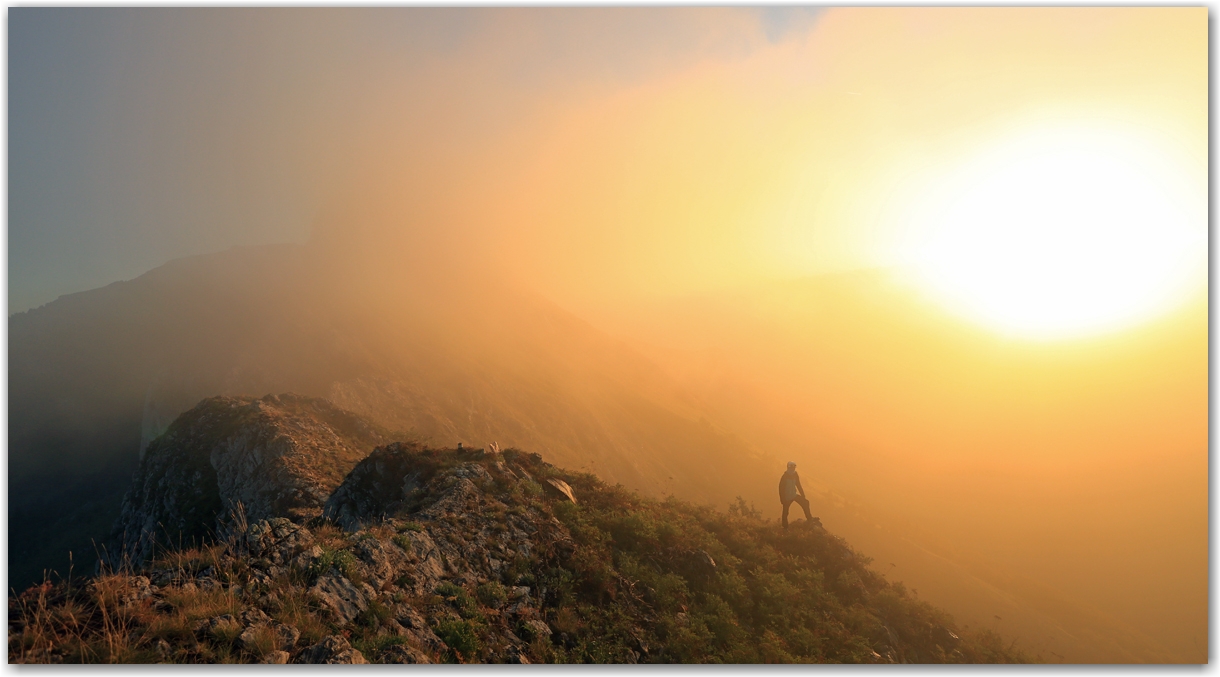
[10,7,1205,323]
[8,8,1208,660]
[9,7,821,313]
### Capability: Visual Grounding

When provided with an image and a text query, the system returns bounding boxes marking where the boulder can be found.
[109,395,388,567]
[295,635,368,664]
[309,575,370,625]
[543,478,577,504]
[322,443,433,530]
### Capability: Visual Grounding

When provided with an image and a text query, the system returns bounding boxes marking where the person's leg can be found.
[781,500,791,528]
[795,495,813,520]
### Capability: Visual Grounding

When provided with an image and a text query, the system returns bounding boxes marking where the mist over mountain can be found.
[11,239,1200,664]
[8,6,1205,667]
[9,242,775,593]
[595,271,1206,663]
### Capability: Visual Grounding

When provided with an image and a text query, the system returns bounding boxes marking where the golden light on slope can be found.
[895,121,1205,340]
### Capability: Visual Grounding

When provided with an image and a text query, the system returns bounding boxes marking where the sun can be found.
[894,123,1205,340]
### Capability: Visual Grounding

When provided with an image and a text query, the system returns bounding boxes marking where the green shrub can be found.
[476,582,507,609]
[356,598,393,629]
[307,546,359,585]
[435,618,481,661]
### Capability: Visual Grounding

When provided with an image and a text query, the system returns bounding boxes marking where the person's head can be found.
[787,461,797,471]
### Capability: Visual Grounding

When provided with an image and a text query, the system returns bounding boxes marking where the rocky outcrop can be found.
[320,443,431,531]
[13,399,1021,665]
[294,636,367,664]
[9,438,1020,665]
[109,394,389,566]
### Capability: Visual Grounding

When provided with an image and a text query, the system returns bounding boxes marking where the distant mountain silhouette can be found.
[10,243,773,591]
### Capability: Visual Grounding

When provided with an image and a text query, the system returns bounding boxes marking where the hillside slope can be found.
[9,398,1025,663]
[9,244,774,589]
[606,271,1199,662]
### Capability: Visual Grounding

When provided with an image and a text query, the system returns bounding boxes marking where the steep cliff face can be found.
[111,394,390,566]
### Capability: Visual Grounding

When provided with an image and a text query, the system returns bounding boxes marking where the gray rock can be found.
[381,643,433,664]
[274,623,301,651]
[290,544,324,572]
[309,575,369,625]
[197,614,240,639]
[261,650,290,664]
[296,635,368,664]
[237,625,264,652]
[322,443,428,530]
[241,608,271,626]
[245,517,313,562]
[354,537,397,588]
[108,395,387,567]
[452,463,494,483]
[396,605,427,629]
[520,619,552,641]
[510,464,534,482]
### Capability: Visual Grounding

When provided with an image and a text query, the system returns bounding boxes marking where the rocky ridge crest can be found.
[11,395,1023,664]
[109,394,389,566]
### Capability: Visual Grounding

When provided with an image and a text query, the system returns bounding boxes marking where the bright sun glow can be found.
[896,123,1205,340]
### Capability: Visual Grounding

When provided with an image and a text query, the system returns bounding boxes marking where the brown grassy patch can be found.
[161,585,241,622]
[241,624,280,659]
[271,584,331,646]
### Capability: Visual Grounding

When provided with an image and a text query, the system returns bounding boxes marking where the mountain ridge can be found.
[10,394,1026,664]
[10,243,777,591]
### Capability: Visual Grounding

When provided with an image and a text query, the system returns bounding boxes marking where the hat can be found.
[787,461,797,469]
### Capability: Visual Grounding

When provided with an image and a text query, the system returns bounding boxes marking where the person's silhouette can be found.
[779,461,814,529]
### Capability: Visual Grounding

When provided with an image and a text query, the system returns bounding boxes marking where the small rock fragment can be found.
[274,623,300,651]
[295,635,368,664]
[381,644,434,664]
[520,619,552,641]
[241,608,271,626]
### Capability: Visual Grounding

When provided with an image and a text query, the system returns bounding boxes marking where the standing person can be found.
[779,461,814,529]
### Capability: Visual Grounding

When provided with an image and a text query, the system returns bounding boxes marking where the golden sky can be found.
[10,7,1209,660]
[467,7,1207,341]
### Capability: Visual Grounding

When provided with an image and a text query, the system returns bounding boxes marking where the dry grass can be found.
[10,575,165,664]
[160,585,241,622]
[154,545,226,578]
[242,624,280,659]
[8,564,269,665]
[143,610,195,644]
[270,582,331,647]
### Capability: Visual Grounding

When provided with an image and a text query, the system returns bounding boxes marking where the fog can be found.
[9,7,1207,662]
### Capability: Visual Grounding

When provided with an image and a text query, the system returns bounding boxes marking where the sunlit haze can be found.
[895,120,1205,339]
[9,6,1207,665]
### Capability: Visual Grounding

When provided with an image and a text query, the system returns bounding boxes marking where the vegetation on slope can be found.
[9,446,1026,664]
